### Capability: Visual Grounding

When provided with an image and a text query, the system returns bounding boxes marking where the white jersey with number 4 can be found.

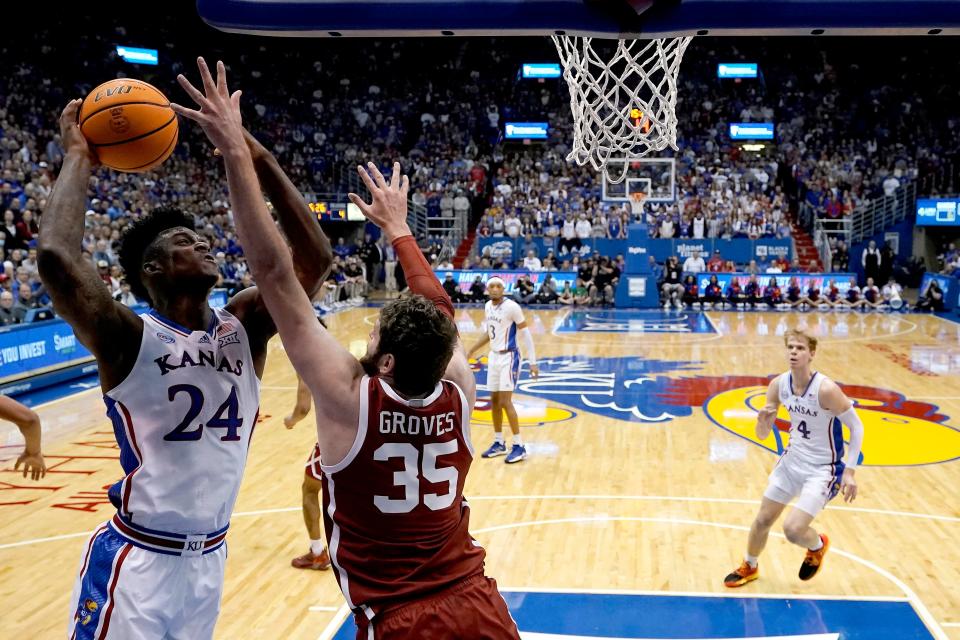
[484,298,525,352]
[103,307,260,535]
[777,371,844,468]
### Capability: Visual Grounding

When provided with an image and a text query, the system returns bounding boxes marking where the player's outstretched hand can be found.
[840,468,857,503]
[59,100,98,165]
[14,449,46,481]
[171,57,246,158]
[529,363,539,378]
[348,161,410,239]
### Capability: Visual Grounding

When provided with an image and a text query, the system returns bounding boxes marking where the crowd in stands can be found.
[0,14,957,324]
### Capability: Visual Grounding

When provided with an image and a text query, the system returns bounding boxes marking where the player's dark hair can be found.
[118,207,196,306]
[377,295,457,397]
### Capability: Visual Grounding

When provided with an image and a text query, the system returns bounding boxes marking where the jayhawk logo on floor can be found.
[470,356,960,466]
[660,375,960,466]
[470,355,701,423]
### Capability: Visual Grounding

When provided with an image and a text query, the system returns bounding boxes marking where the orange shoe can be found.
[292,547,331,570]
[723,560,759,588]
[799,533,830,581]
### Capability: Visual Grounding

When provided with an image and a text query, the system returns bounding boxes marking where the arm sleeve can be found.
[518,326,537,365]
[837,407,864,469]
[392,234,454,320]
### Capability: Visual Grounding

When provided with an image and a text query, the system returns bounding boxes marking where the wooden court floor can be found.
[1,307,959,639]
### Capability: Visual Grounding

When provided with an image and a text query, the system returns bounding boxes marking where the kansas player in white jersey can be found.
[41,83,331,639]
[467,277,538,464]
[724,329,864,588]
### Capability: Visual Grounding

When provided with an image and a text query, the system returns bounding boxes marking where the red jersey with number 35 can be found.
[320,375,486,612]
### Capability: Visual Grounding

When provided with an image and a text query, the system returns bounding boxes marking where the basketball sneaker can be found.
[482,441,507,458]
[505,444,527,464]
[723,561,759,588]
[291,547,331,571]
[799,534,830,581]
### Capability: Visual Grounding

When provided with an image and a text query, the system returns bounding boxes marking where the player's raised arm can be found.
[242,128,333,293]
[819,379,862,502]
[755,376,781,441]
[38,101,143,382]
[349,162,475,403]
[222,128,334,373]
[171,58,362,416]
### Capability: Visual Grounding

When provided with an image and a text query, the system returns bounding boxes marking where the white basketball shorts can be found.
[486,350,521,392]
[68,523,226,639]
[763,454,845,517]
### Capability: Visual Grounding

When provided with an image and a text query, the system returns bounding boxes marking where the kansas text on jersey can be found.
[778,371,844,467]
[103,308,260,549]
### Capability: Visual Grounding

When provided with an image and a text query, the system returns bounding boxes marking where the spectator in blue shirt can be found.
[333,237,354,258]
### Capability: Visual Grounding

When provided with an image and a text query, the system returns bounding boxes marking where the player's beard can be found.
[359,349,382,377]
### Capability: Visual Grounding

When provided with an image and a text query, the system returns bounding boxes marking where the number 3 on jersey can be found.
[373,441,458,513]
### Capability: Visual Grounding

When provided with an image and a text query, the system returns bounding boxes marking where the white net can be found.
[552,36,692,184]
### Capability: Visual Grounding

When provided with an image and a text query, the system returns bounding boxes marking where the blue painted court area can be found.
[555,310,716,334]
[330,591,934,639]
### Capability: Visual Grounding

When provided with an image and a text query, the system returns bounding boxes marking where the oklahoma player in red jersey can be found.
[173,59,518,639]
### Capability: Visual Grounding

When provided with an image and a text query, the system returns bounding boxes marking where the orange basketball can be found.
[79,79,178,173]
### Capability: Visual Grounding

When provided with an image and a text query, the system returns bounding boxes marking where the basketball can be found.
[79,79,178,173]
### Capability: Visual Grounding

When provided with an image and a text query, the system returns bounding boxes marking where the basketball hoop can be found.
[552,36,692,184]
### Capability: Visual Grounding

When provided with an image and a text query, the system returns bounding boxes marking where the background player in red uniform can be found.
[173,58,519,640]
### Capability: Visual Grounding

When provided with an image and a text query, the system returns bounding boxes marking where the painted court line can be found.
[1,506,950,640]
[522,634,838,640]
[4,493,959,552]
[497,587,910,602]
[465,494,960,525]
[470,516,948,640]
[317,603,351,640]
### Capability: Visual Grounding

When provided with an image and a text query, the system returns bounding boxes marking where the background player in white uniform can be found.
[724,329,864,588]
[467,277,538,464]
[42,77,330,639]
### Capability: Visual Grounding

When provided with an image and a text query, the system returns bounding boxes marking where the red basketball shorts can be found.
[353,574,519,640]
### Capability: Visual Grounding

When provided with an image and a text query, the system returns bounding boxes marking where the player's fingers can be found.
[367,162,388,189]
[400,174,410,196]
[170,103,203,123]
[176,74,209,107]
[390,162,401,189]
[13,458,20,471]
[231,90,242,111]
[61,99,81,124]
[197,57,218,97]
[347,193,373,216]
[216,60,229,97]
[355,166,380,194]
